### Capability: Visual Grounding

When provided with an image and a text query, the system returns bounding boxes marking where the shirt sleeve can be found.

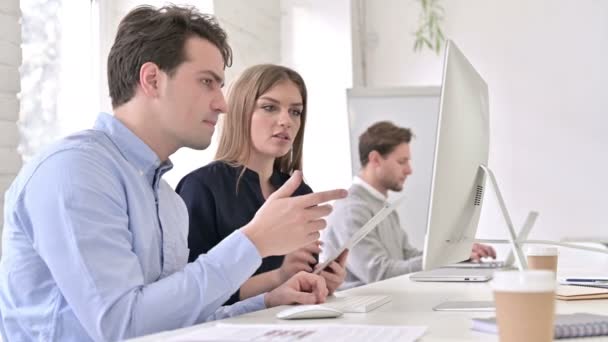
[328,202,422,284]
[20,149,263,341]
[203,294,266,321]
[401,229,423,261]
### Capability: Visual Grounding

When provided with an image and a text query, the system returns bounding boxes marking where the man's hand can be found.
[242,171,347,257]
[315,250,348,295]
[264,271,329,308]
[278,241,322,283]
[469,243,497,261]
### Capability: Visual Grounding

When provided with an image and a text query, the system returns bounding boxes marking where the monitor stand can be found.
[478,164,528,270]
[436,165,608,312]
[475,165,608,262]
[431,166,533,312]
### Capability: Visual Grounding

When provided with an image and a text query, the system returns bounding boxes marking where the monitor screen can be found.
[422,40,490,270]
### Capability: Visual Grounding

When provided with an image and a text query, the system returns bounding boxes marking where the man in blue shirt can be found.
[0,5,347,341]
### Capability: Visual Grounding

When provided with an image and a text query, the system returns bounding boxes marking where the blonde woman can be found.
[177,64,347,305]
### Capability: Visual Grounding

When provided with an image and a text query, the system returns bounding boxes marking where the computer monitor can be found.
[421,40,491,271]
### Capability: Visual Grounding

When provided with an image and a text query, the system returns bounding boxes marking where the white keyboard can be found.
[322,295,391,313]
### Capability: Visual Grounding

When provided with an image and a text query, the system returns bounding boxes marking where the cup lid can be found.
[491,270,556,292]
[526,246,559,256]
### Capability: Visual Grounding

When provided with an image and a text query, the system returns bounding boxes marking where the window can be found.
[19,0,99,161]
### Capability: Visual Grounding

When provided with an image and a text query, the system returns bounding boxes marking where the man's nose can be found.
[213,92,227,114]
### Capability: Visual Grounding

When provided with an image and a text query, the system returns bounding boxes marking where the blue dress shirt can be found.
[0,113,266,341]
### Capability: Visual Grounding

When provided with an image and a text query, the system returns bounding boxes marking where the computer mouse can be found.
[276,305,343,320]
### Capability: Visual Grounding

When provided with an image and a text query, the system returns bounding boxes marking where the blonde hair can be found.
[215,64,308,180]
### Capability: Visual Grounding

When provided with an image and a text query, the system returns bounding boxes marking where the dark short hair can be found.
[359,121,413,167]
[107,5,232,108]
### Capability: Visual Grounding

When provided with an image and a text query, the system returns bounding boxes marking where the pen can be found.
[565,278,608,283]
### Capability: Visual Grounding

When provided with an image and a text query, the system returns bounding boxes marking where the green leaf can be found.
[432,2,445,13]
[423,37,433,49]
[413,0,446,54]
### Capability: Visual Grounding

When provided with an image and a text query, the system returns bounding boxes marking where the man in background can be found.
[322,121,495,289]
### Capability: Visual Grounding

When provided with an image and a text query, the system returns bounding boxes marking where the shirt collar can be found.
[353,176,387,201]
[93,112,173,184]
[242,166,286,189]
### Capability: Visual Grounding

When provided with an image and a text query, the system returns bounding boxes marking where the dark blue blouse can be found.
[176,160,313,305]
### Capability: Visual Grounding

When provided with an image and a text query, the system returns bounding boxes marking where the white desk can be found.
[131,265,608,341]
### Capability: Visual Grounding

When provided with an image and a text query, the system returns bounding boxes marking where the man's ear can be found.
[139,62,161,98]
[368,150,382,167]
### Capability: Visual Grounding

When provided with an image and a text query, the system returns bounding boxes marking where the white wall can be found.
[0,0,22,242]
[357,0,608,247]
[99,0,215,115]
[281,0,353,192]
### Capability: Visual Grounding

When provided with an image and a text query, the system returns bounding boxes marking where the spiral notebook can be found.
[472,313,608,339]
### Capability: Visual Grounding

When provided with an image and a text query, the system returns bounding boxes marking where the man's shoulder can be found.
[37,130,119,169]
[347,183,379,198]
[330,184,377,217]
[338,184,379,205]
[10,130,121,195]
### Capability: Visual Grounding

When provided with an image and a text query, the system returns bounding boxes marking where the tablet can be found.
[313,195,407,274]
[433,300,495,312]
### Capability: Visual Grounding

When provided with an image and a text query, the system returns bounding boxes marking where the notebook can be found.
[472,313,608,339]
[556,284,608,301]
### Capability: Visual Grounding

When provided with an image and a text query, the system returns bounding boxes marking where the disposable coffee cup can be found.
[491,270,556,342]
[526,246,558,274]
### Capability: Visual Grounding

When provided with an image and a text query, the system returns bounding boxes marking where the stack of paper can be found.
[556,285,608,301]
[167,323,427,342]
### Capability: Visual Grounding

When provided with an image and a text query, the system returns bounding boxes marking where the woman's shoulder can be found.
[177,160,239,190]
